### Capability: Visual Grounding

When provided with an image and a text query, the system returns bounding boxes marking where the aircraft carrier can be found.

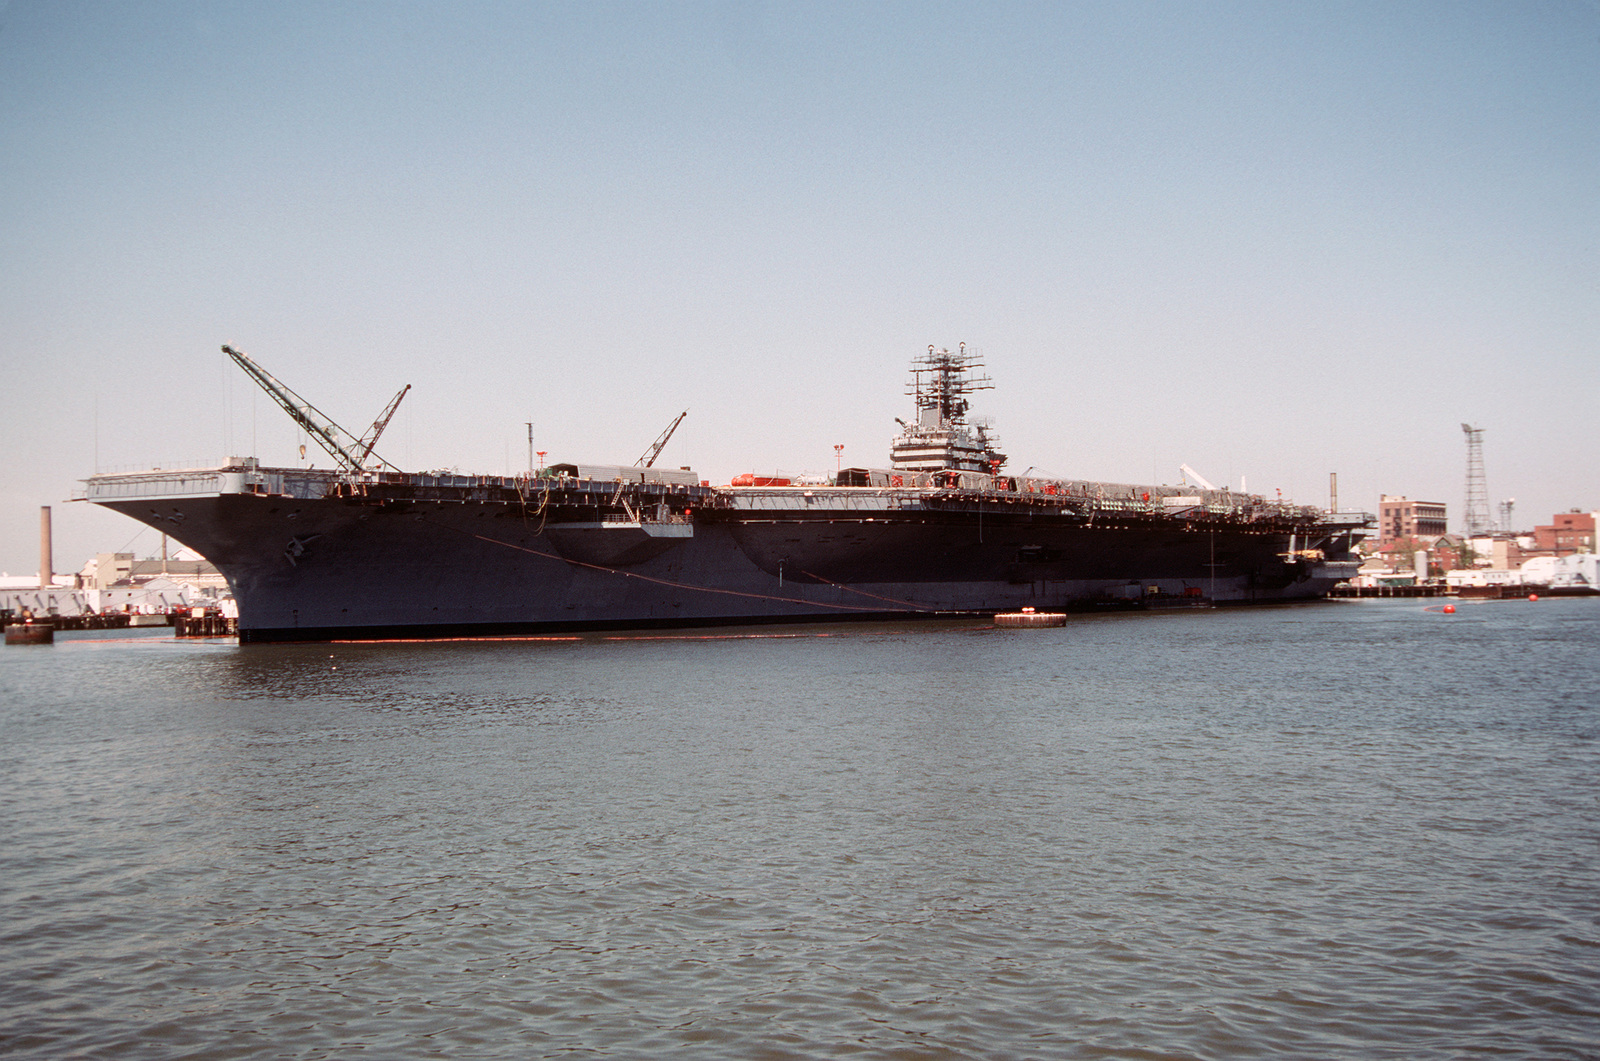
[84,345,1371,642]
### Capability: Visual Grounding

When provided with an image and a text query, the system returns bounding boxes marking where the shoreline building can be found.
[1533,511,1596,555]
[78,552,230,613]
[1359,495,1453,583]
[1472,510,1598,570]
[1378,496,1448,545]
[0,575,92,618]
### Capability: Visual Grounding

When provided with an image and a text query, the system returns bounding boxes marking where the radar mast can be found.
[891,343,1007,474]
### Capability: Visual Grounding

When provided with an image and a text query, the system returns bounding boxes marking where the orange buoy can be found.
[1442,604,1456,614]
[1529,593,1539,602]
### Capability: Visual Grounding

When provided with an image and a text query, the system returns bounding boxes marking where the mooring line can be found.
[424,519,934,614]
[792,567,945,610]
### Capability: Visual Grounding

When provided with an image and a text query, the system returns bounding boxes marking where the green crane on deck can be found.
[222,344,409,476]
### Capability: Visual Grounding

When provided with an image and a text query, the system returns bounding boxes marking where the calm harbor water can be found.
[2,598,1597,1059]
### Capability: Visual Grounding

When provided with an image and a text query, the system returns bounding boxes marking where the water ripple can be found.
[1,602,1597,1058]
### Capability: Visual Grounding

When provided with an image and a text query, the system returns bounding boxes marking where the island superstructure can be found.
[889,343,1006,474]
[84,345,1371,642]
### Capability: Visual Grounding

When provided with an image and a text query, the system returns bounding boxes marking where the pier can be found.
[1327,584,1446,598]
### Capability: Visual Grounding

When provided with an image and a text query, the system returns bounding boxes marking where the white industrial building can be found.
[0,576,93,617]
[1445,553,1599,593]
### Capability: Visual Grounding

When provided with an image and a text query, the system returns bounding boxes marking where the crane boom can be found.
[355,384,411,468]
[1179,463,1218,492]
[636,410,688,467]
[222,344,391,475]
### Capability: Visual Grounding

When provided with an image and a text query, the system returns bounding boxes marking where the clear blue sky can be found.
[2,0,1596,575]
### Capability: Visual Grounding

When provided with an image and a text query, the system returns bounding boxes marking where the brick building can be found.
[1378,495,1448,545]
[1533,511,1596,555]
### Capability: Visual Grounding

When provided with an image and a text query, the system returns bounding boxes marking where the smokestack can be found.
[39,506,53,589]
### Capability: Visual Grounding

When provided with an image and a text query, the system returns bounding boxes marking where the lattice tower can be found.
[1461,423,1490,536]
[1498,498,1515,534]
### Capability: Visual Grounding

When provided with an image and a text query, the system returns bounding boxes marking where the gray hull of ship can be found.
[96,490,1360,642]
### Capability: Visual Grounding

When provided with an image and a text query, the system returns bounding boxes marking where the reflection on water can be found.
[2,601,1597,1059]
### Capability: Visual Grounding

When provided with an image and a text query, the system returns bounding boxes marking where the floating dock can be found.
[994,607,1066,628]
[5,623,54,645]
